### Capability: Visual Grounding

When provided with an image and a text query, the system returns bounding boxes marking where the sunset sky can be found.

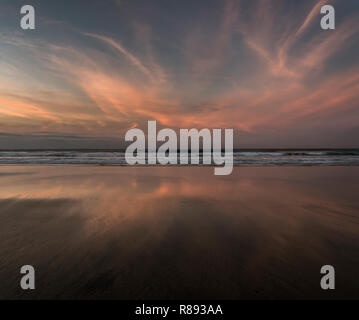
[0,0,358,149]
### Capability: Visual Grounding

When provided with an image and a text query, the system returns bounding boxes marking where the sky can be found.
[0,0,358,149]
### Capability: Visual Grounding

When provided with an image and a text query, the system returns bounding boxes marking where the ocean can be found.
[0,149,359,165]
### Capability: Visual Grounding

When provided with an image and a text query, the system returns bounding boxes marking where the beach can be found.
[0,165,359,299]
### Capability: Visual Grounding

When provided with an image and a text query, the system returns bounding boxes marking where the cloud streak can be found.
[0,0,358,147]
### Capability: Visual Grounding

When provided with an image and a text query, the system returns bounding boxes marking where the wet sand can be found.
[0,165,359,299]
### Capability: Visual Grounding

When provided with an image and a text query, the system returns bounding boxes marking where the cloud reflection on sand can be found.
[0,166,359,299]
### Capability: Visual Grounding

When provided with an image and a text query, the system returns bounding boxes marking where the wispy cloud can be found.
[0,0,358,147]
